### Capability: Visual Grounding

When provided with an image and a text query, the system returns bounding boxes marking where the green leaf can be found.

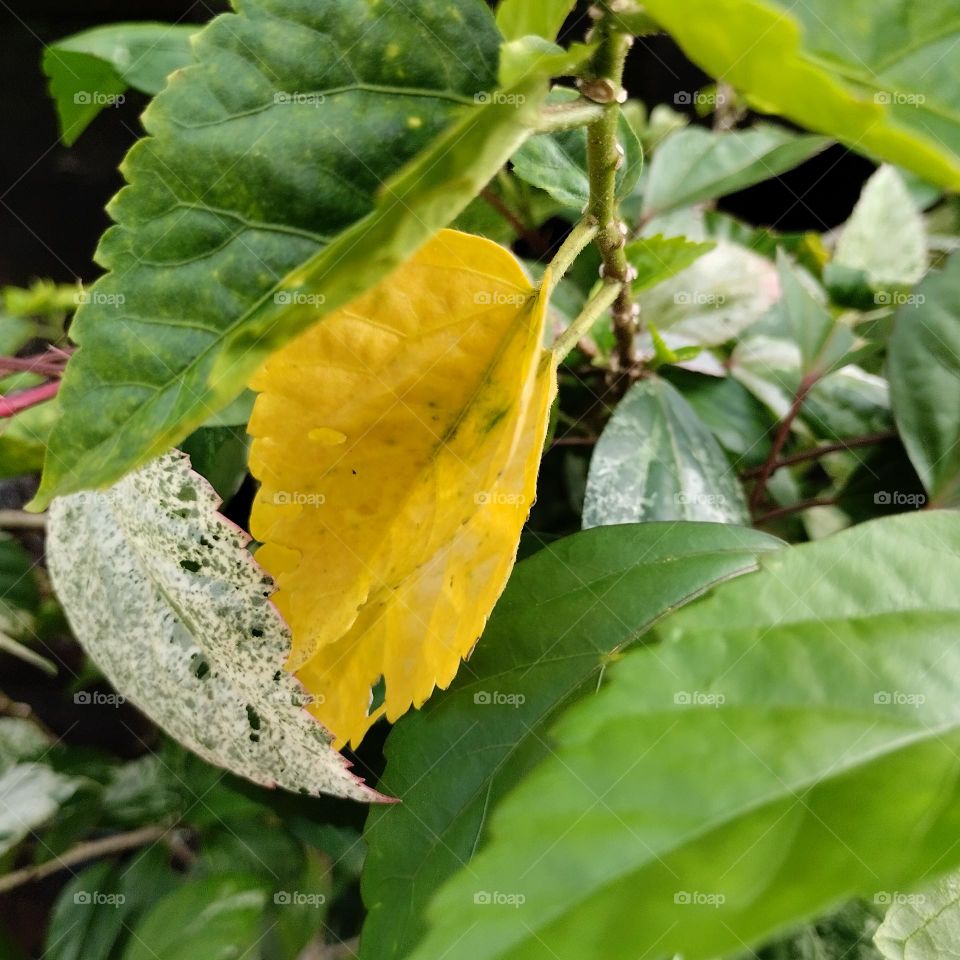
[583,377,749,526]
[496,0,576,41]
[874,870,960,959]
[641,125,829,217]
[43,23,197,145]
[409,511,960,960]
[511,89,643,208]
[45,849,180,960]
[0,535,38,613]
[777,250,855,377]
[32,0,557,509]
[361,522,781,960]
[664,369,774,468]
[45,452,382,801]
[124,875,268,960]
[834,166,928,291]
[179,426,248,503]
[625,234,715,291]
[0,397,60,480]
[888,252,960,508]
[732,336,892,442]
[639,0,960,189]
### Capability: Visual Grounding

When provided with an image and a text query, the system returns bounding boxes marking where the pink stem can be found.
[0,380,60,419]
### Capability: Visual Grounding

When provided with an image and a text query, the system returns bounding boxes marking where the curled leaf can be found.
[249,230,554,747]
[46,452,382,803]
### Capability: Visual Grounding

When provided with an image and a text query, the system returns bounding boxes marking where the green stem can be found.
[537,98,606,133]
[585,11,637,372]
[542,218,600,299]
[553,281,624,360]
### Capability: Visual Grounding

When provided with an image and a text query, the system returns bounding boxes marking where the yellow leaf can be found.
[248,229,555,747]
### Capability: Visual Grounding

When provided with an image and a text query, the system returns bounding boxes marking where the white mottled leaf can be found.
[46,452,383,803]
[835,165,928,289]
[583,377,748,527]
[0,763,77,855]
[635,242,781,346]
[875,870,960,959]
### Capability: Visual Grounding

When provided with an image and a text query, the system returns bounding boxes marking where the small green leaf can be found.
[361,522,780,960]
[642,124,829,217]
[582,377,749,526]
[888,252,960,508]
[625,234,715,291]
[409,511,960,960]
[640,0,960,189]
[511,89,643,208]
[496,0,576,41]
[43,23,196,145]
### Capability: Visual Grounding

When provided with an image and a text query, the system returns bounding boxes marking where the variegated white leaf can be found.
[46,452,384,803]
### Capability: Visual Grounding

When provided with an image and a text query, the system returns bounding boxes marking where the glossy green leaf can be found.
[888,252,960,508]
[625,234,715,291]
[511,90,643,208]
[874,870,960,959]
[410,511,960,960]
[124,875,268,960]
[361,522,781,960]
[834,166,928,291]
[43,23,196,145]
[583,377,749,526]
[496,0,576,42]
[640,0,960,189]
[641,125,829,217]
[33,0,555,510]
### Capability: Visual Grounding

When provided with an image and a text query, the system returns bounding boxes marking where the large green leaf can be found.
[409,511,960,960]
[43,23,196,145]
[642,125,829,218]
[582,377,749,526]
[640,0,960,189]
[33,0,553,509]
[360,522,781,960]
[888,252,960,508]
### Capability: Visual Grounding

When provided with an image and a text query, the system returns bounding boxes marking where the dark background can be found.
[0,0,874,288]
